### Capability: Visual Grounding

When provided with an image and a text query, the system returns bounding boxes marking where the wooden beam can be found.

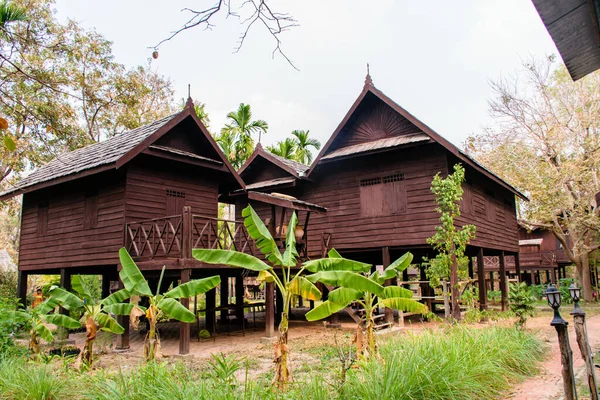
[235,272,244,323]
[220,275,229,323]
[514,252,521,282]
[265,281,275,338]
[382,247,394,323]
[206,287,216,335]
[17,271,27,308]
[248,191,327,214]
[142,148,229,173]
[179,268,191,355]
[116,280,130,350]
[477,248,488,311]
[499,251,507,312]
[182,206,192,259]
[101,274,111,299]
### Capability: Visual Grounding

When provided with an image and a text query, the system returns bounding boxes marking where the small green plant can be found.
[508,282,536,328]
[208,352,242,386]
[487,290,501,302]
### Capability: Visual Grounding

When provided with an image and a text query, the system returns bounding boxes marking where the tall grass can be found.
[343,326,546,400]
[0,326,545,400]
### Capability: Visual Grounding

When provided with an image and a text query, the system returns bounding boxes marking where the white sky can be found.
[53,0,558,149]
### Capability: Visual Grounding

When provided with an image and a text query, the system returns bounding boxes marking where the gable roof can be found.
[238,143,309,178]
[0,99,244,200]
[308,76,528,201]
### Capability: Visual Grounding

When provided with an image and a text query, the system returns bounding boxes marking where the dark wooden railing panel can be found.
[192,215,258,256]
[124,215,183,259]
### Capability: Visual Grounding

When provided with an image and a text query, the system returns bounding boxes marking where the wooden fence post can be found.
[555,322,577,400]
[572,310,599,400]
[182,206,192,259]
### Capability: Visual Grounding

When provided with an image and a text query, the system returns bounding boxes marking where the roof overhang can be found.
[532,0,600,80]
[247,191,327,214]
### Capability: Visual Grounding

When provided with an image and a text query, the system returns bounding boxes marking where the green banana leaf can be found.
[103,303,140,316]
[282,212,299,267]
[305,300,349,321]
[49,287,84,310]
[241,206,283,265]
[388,252,413,273]
[193,249,271,271]
[327,248,342,258]
[119,248,153,297]
[44,313,81,329]
[303,257,371,273]
[306,271,384,296]
[71,275,93,304]
[36,297,60,315]
[327,287,363,304]
[288,276,321,300]
[97,313,125,334]
[35,323,54,343]
[157,297,196,323]
[380,297,427,314]
[164,276,221,299]
[100,289,131,307]
[257,270,274,282]
[382,286,414,299]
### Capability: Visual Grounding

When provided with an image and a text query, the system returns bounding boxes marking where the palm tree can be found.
[220,103,268,169]
[291,130,320,165]
[215,130,236,163]
[0,1,26,28]
[266,138,296,159]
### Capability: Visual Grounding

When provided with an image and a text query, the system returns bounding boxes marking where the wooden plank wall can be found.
[124,157,219,222]
[18,170,126,271]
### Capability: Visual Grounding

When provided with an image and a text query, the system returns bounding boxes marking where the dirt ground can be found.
[57,308,600,398]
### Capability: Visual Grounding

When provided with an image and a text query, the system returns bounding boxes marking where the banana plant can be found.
[11,299,80,355]
[305,250,427,358]
[193,205,371,389]
[118,248,221,361]
[49,276,132,367]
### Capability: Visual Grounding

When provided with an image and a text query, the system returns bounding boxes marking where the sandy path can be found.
[510,313,600,400]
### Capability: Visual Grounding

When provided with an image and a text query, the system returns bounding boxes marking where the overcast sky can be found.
[53,0,558,149]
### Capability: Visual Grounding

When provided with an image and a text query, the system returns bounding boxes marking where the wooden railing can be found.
[192,214,257,255]
[124,215,183,259]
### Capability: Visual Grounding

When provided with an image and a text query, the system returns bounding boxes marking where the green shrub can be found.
[508,282,536,328]
[0,357,77,399]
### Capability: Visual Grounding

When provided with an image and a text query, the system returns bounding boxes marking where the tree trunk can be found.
[82,316,97,368]
[575,255,594,302]
[29,330,39,355]
[273,311,290,389]
[144,307,160,362]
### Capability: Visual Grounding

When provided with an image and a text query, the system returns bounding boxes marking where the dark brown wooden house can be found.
[517,225,572,283]
[1,99,248,353]
[235,74,527,312]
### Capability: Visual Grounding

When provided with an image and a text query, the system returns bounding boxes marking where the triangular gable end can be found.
[238,144,306,182]
[308,78,527,200]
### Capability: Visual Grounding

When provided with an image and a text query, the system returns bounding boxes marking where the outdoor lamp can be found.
[546,284,567,326]
[569,283,584,315]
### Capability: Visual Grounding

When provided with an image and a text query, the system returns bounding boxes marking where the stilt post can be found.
[499,251,507,311]
[179,268,191,355]
[477,248,487,310]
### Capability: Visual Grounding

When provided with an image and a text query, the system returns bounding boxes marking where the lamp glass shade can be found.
[545,284,561,309]
[569,283,581,303]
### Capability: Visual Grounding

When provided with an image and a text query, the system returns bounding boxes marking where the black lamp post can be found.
[546,283,577,400]
[569,283,584,316]
[546,284,567,326]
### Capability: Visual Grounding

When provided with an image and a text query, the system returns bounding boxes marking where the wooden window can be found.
[83,191,98,229]
[37,202,48,236]
[359,173,406,217]
[166,189,186,215]
[484,190,496,222]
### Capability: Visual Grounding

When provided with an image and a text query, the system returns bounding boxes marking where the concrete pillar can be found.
[179,269,191,355]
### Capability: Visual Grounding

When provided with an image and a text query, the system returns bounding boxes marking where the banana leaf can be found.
[388,252,413,273]
[48,287,84,310]
[36,297,60,315]
[328,248,342,258]
[157,297,196,323]
[381,286,414,299]
[71,275,93,304]
[103,303,140,316]
[305,300,349,321]
[193,249,271,271]
[164,276,221,299]
[44,313,81,329]
[241,205,283,265]
[303,257,371,273]
[306,271,384,296]
[282,212,299,267]
[97,313,125,334]
[380,297,427,314]
[288,276,321,300]
[118,248,152,297]
[100,289,131,306]
[257,270,274,282]
[35,323,54,343]
[327,287,363,304]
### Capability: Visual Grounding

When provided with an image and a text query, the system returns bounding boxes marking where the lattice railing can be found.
[192,215,257,255]
[125,215,183,259]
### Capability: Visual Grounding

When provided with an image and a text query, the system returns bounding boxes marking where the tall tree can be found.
[219,103,268,169]
[467,56,600,301]
[426,164,476,320]
[267,137,296,159]
[291,129,320,165]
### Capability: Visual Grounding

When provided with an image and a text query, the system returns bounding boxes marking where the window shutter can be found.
[360,173,406,216]
[166,190,186,215]
[37,202,48,236]
[84,191,98,229]
[360,177,384,217]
